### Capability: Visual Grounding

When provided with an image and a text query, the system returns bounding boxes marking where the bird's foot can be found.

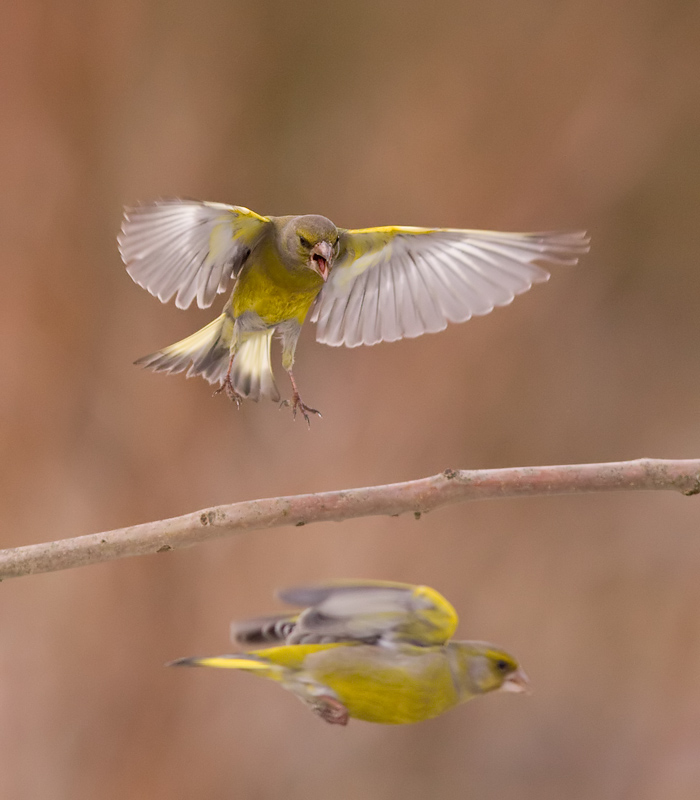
[281,393,322,427]
[311,695,349,726]
[213,377,242,408]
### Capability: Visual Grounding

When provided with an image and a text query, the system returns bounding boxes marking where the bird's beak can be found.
[501,667,531,694]
[309,241,333,282]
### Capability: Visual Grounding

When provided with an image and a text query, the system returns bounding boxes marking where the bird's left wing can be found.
[276,580,459,647]
[311,226,589,347]
[119,199,270,310]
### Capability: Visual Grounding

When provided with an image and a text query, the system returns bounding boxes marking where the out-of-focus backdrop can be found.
[2,1,700,798]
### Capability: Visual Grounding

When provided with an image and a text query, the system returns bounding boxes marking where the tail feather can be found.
[168,654,282,680]
[135,313,233,384]
[231,331,280,402]
[136,315,280,400]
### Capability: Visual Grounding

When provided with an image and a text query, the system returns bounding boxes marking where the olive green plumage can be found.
[119,199,589,421]
[169,581,529,726]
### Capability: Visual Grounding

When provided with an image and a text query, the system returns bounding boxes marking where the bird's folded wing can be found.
[276,580,459,646]
[119,199,270,310]
[311,226,590,347]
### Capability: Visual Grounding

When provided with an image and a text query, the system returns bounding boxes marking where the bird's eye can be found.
[496,659,510,672]
[299,235,310,248]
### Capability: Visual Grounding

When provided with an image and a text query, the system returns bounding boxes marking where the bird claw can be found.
[213,377,242,408]
[288,393,322,428]
[312,695,349,726]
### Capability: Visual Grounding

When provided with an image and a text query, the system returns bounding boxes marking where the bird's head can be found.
[451,642,530,698]
[281,216,339,281]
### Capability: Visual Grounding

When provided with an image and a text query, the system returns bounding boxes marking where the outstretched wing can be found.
[118,199,270,310]
[265,580,459,647]
[311,226,589,347]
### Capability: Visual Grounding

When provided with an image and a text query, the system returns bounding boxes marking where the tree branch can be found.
[1,458,698,582]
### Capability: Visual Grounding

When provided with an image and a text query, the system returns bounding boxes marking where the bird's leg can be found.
[213,322,243,407]
[293,677,348,725]
[277,320,321,426]
[311,695,349,726]
[212,354,242,407]
[286,370,322,427]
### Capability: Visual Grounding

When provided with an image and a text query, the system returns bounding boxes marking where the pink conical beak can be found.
[310,241,333,281]
[501,667,531,694]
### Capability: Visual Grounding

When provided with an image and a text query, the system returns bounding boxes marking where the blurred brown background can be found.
[2,0,700,798]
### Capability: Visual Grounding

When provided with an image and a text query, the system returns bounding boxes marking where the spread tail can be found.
[136,315,280,401]
[135,313,233,384]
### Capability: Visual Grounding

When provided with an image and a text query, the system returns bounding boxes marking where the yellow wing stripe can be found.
[344,225,436,236]
[184,656,271,671]
[251,643,346,669]
[170,644,347,673]
[412,585,459,641]
[202,201,270,224]
[343,225,566,238]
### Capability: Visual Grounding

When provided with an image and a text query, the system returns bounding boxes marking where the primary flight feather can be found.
[119,199,589,423]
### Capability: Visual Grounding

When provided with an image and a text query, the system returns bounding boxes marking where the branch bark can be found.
[1,458,698,582]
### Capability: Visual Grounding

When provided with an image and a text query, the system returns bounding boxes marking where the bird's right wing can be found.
[273,580,459,647]
[119,199,270,310]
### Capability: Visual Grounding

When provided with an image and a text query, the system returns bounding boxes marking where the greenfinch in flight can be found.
[119,200,588,423]
[169,581,529,726]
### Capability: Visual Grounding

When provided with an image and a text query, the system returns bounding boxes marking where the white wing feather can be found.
[312,228,589,347]
[118,199,269,310]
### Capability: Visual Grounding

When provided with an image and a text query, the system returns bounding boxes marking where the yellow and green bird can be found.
[169,581,529,726]
[119,200,589,422]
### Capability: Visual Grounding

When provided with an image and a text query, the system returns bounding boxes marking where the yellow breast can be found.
[232,250,323,325]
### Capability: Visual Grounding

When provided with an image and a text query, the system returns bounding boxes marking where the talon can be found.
[286,371,322,426]
[214,377,242,408]
[312,695,349,726]
[290,393,322,428]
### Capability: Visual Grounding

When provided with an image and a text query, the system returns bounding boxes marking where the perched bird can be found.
[119,200,589,423]
[169,580,529,726]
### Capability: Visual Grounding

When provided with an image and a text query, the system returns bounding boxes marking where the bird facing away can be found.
[168,580,529,726]
[119,200,589,423]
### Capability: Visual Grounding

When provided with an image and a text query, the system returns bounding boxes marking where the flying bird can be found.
[169,580,529,726]
[119,200,589,423]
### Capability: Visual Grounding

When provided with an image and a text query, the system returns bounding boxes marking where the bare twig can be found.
[1,458,698,582]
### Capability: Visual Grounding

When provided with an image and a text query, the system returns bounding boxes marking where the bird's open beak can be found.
[309,241,333,282]
[501,667,532,694]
